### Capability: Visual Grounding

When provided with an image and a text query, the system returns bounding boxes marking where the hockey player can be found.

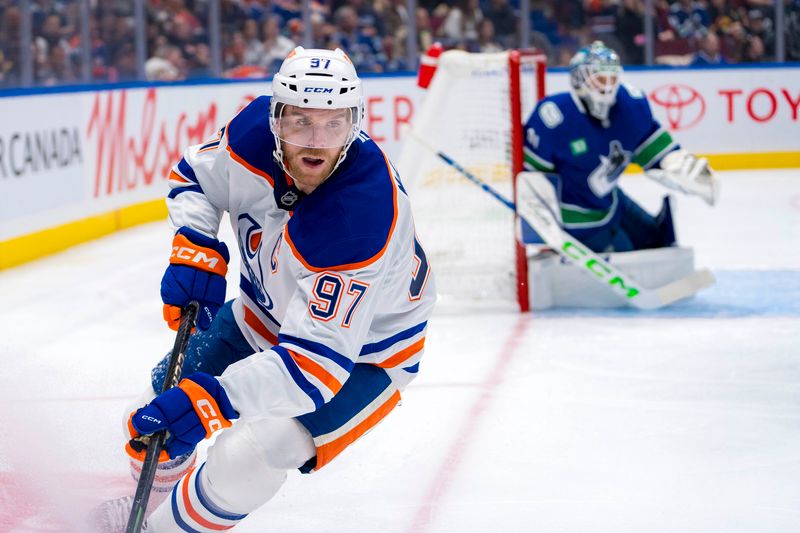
[522,41,718,253]
[93,47,435,531]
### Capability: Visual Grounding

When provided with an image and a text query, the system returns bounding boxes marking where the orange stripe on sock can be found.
[243,306,279,345]
[314,389,401,470]
[288,349,342,395]
[180,468,235,531]
[375,338,425,368]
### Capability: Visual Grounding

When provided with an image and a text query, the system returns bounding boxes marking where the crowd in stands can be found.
[1,0,799,87]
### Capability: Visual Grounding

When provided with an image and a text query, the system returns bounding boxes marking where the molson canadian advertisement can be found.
[1,65,798,267]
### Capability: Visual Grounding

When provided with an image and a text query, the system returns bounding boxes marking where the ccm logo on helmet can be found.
[172,246,221,269]
[304,87,334,93]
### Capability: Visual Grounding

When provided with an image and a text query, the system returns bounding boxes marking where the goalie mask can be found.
[270,47,364,179]
[569,41,622,125]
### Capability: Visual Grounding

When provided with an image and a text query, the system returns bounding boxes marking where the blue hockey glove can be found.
[161,227,230,331]
[126,373,238,460]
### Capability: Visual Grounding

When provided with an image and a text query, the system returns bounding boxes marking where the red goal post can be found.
[398,49,547,312]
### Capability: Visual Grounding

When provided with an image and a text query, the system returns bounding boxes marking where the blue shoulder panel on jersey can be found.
[286,137,398,271]
[226,95,278,176]
[615,84,654,122]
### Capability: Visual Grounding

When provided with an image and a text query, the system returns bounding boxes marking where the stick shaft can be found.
[125,301,199,533]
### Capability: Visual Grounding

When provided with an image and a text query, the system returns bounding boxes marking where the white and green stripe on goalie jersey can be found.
[522,128,677,229]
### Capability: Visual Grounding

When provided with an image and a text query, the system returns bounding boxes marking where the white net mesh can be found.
[397,51,543,307]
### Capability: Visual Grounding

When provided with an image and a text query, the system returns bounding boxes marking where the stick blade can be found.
[652,268,716,307]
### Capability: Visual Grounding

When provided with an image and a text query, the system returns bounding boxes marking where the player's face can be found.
[588,72,619,96]
[277,105,352,193]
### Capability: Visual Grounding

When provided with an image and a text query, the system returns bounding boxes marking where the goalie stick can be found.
[125,301,199,533]
[406,131,714,309]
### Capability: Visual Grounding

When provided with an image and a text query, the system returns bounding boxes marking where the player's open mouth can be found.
[302,157,325,168]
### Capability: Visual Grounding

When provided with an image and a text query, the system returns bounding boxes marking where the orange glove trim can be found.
[169,233,228,277]
[125,412,171,463]
[178,378,233,439]
[163,304,181,331]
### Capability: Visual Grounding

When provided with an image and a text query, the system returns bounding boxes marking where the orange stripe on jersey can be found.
[178,379,232,439]
[284,153,399,272]
[288,349,343,395]
[375,337,425,368]
[243,305,279,346]
[170,234,228,276]
[314,390,401,470]
[169,170,192,184]
[181,468,235,531]
[226,144,275,187]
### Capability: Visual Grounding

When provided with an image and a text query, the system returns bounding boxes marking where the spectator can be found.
[788,0,800,61]
[474,19,504,53]
[38,43,77,86]
[691,30,727,65]
[484,0,517,47]
[111,41,139,82]
[379,0,410,42]
[346,0,386,38]
[259,15,296,73]
[186,42,213,78]
[741,33,766,62]
[719,18,749,62]
[330,5,385,72]
[242,18,264,65]
[440,0,484,45]
[615,0,645,64]
[145,44,184,81]
[668,0,711,39]
[746,8,775,60]
[0,5,22,86]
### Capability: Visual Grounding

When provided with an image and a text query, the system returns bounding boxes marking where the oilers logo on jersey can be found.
[237,213,274,311]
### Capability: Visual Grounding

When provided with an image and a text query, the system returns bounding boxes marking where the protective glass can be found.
[276,106,356,149]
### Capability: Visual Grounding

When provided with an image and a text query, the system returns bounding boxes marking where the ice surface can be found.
[0,170,798,532]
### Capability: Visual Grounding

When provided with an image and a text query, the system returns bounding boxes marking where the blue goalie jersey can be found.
[522,84,678,232]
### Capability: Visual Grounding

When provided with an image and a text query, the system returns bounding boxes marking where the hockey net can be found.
[397,50,546,311]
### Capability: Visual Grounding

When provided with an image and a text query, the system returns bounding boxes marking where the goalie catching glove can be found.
[126,373,238,461]
[161,227,229,331]
[646,149,719,206]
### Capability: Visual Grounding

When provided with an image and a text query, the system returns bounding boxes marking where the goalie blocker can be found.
[517,171,708,310]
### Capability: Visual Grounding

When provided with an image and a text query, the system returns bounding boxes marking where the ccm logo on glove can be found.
[126,373,238,460]
[170,234,228,276]
[161,227,230,331]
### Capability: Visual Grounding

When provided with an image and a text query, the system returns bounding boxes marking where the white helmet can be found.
[270,47,364,177]
[569,41,622,125]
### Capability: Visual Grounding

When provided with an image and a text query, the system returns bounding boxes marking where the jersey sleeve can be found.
[166,123,233,238]
[522,99,561,173]
[626,84,680,170]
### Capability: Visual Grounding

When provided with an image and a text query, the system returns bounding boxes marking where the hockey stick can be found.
[125,300,199,533]
[406,131,714,309]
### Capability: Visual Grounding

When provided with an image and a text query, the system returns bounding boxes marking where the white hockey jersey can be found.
[166,96,436,419]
